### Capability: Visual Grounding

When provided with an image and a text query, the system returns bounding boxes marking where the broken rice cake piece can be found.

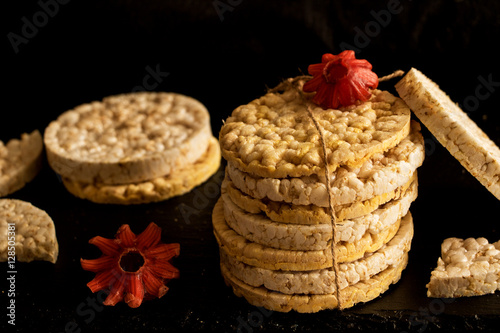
[0,199,58,263]
[426,237,500,298]
[0,130,43,197]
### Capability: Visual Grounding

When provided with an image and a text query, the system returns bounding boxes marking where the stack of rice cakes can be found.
[44,92,220,204]
[213,78,425,313]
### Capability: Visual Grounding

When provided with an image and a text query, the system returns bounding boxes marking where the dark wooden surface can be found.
[3,1,500,332]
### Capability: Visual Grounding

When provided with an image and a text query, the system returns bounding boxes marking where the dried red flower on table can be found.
[81,222,180,308]
[303,50,379,109]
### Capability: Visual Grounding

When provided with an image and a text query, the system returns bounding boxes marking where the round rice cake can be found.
[44,92,212,185]
[226,121,424,207]
[395,68,500,200]
[221,251,409,312]
[0,130,43,197]
[220,211,412,294]
[212,198,406,270]
[221,178,416,250]
[223,171,417,224]
[61,137,221,204]
[0,199,58,263]
[219,79,412,179]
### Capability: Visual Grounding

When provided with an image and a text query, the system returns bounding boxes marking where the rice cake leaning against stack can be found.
[44,92,220,204]
[213,51,426,312]
[396,68,500,200]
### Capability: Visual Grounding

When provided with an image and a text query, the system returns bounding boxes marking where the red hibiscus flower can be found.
[81,222,180,308]
[303,50,379,109]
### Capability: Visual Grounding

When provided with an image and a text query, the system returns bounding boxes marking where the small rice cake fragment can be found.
[427,237,500,298]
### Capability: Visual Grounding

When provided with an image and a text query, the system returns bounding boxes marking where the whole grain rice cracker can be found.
[226,121,424,207]
[426,237,500,298]
[0,199,58,263]
[396,68,500,200]
[220,210,412,295]
[0,130,43,197]
[221,179,415,250]
[212,198,406,270]
[219,80,411,179]
[223,171,417,224]
[44,92,212,185]
[221,251,408,312]
[61,137,221,204]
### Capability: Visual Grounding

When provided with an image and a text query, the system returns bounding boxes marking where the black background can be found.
[2,0,500,332]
